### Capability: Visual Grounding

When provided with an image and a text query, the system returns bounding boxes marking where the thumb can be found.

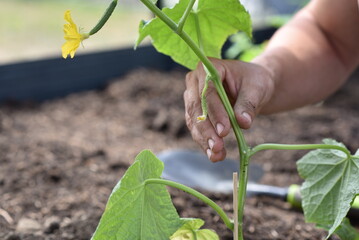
[233,94,259,129]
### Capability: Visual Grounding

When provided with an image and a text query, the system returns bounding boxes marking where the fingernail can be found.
[216,123,224,135]
[206,149,212,159]
[208,139,214,150]
[242,112,252,124]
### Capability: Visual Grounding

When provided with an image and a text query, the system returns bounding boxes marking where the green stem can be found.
[145,178,234,231]
[194,10,208,120]
[177,0,196,34]
[182,12,250,240]
[89,0,118,35]
[250,143,351,158]
[193,13,204,51]
[199,75,210,119]
[140,0,178,32]
[139,1,250,238]
[237,154,249,239]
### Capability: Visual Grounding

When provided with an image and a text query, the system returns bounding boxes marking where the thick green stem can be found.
[139,1,250,239]
[182,13,250,240]
[89,0,118,35]
[236,154,249,239]
[250,143,351,158]
[177,0,196,34]
[145,178,234,231]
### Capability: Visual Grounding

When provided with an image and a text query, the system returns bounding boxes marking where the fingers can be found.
[234,95,256,129]
[189,120,227,162]
[184,59,275,163]
[184,71,228,162]
[192,61,231,138]
[233,64,274,129]
[204,81,231,137]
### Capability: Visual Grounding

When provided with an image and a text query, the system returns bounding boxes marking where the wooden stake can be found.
[233,172,239,240]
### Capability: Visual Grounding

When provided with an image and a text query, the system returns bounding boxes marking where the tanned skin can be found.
[184,0,359,162]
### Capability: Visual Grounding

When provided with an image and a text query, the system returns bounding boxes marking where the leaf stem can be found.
[177,0,196,34]
[193,13,204,51]
[139,0,178,32]
[145,178,234,231]
[250,143,351,158]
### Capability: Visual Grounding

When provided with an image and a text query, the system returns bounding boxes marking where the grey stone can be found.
[16,218,42,233]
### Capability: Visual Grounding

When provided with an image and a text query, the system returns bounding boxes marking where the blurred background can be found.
[3,1,359,240]
[0,0,151,65]
[0,0,308,65]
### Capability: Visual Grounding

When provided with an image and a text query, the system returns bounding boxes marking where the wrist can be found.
[251,51,282,115]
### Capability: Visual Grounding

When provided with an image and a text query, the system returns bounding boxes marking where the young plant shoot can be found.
[62,0,359,239]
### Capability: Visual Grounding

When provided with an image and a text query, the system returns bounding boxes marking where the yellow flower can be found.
[62,10,89,59]
[197,115,207,122]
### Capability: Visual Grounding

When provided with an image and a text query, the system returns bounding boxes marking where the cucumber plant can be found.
[62,0,359,239]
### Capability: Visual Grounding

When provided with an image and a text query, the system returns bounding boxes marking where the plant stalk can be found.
[233,172,239,240]
[250,143,351,158]
[140,0,178,32]
[177,0,196,34]
[139,1,250,239]
[145,178,234,231]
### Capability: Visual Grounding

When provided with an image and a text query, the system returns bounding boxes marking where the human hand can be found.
[184,58,274,162]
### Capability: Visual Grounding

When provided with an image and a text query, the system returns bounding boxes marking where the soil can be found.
[0,68,358,240]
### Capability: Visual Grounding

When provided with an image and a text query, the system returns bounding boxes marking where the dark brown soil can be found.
[0,68,358,240]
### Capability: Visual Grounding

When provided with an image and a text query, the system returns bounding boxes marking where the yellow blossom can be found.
[62,10,89,59]
[197,115,207,122]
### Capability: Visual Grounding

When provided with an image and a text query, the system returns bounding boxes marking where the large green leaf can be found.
[92,150,181,240]
[170,218,219,240]
[297,139,359,238]
[136,0,252,70]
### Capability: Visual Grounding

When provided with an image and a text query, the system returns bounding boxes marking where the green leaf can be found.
[225,32,253,59]
[136,0,252,69]
[170,218,219,240]
[225,32,265,62]
[239,44,265,62]
[268,14,292,28]
[297,139,359,238]
[318,218,359,240]
[92,150,181,240]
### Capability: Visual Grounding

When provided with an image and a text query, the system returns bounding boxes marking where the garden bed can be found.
[0,68,358,240]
